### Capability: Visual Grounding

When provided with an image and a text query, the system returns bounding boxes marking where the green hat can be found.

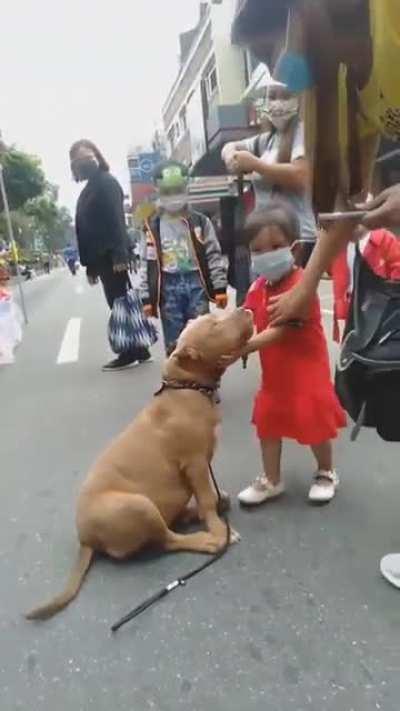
[153,160,189,193]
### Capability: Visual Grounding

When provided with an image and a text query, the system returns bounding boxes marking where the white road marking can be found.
[57,318,81,364]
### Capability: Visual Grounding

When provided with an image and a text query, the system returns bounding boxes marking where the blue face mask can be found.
[251,247,295,283]
[274,51,314,93]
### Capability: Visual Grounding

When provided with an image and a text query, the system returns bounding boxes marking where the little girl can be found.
[237,201,346,506]
[0,260,22,366]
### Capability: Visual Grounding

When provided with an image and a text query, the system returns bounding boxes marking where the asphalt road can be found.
[1,269,400,711]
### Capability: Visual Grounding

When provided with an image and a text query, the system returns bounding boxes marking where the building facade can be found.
[162,0,264,177]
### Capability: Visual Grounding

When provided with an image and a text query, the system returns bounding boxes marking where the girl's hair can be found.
[69,139,110,181]
[243,200,301,245]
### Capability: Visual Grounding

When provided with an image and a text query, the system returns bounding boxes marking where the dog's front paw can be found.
[229,527,241,545]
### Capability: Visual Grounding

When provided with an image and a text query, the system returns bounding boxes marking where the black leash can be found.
[111,465,230,633]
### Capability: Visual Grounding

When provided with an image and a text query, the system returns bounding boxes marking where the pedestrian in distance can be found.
[223,201,346,506]
[70,139,152,371]
[0,260,23,366]
[140,160,228,355]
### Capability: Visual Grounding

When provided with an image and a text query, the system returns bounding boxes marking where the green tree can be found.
[24,189,74,252]
[0,148,46,211]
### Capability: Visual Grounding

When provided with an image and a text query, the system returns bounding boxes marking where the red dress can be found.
[244,269,346,444]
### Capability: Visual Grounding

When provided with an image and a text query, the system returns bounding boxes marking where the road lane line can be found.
[57,318,81,364]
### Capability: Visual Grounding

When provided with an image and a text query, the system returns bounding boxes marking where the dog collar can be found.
[154,379,217,401]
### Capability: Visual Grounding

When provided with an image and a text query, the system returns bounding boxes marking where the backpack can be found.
[335,245,400,442]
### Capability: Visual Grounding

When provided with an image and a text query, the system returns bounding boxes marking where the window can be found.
[167,125,176,150]
[179,106,187,133]
[204,63,218,100]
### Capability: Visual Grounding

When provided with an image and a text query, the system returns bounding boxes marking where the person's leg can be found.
[186,271,210,322]
[311,440,333,472]
[160,273,186,355]
[309,440,339,503]
[238,438,284,506]
[260,438,282,486]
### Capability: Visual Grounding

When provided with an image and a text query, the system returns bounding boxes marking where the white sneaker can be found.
[308,470,339,504]
[380,554,400,589]
[238,476,285,506]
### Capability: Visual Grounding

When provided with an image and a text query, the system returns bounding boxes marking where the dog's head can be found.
[165,308,253,382]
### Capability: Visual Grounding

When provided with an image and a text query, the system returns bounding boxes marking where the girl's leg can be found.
[309,440,339,503]
[310,440,333,472]
[260,438,282,485]
[238,438,283,506]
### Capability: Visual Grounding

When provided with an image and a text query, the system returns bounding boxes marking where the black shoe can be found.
[102,355,138,372]
[138,350,153,364]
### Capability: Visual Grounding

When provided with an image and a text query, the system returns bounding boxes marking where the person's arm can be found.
[268,219,357,324]
[100,175,129,269]
[221,139,254,167]
[242,325,292,355]
[252,156,309,193]
[229,120,310,192]
[361,185,400,230]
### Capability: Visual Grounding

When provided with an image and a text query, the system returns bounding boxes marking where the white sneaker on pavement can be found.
[308,470,339,504]
[238,476,285,506]
[380,554,400,589]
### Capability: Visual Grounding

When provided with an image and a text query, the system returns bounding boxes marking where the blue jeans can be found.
[160,271,209,354]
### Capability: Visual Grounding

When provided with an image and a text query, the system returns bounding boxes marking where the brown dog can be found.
[26,307,253,620]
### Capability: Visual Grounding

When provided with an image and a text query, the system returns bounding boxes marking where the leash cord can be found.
[111,465,230,633]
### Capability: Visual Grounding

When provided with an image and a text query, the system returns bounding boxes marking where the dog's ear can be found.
[173,344,202,362]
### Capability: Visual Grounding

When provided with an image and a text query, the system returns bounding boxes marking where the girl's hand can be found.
[267,283,310,326]
[217,350,242,369]
[230,150,258,175]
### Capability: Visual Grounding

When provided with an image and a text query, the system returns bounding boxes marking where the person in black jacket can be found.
[70,139,151,371]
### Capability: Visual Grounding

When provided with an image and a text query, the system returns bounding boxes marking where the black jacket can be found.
[75,171,129,268]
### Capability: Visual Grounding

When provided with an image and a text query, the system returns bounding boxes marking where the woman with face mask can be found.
[70,139,151,371]
[222,79,317,268]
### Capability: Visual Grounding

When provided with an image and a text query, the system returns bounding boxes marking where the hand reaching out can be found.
[360,185,400,230]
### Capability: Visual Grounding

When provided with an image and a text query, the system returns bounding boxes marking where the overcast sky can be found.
[0,0,202,213]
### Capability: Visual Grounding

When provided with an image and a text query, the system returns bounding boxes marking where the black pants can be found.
[95,256,150,361]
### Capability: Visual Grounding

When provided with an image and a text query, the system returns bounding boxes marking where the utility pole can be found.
[0,161,28,324]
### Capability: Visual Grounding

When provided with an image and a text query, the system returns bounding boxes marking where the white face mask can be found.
[251,247,295,283]
[158,196,187,214]
[265,97,299,131]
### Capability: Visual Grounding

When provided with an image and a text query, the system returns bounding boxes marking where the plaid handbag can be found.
[108,288,157,354]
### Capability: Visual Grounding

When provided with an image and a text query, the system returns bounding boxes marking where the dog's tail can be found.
[25,545,94,621]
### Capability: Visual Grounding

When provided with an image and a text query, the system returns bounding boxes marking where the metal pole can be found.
[0,163,28,323]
